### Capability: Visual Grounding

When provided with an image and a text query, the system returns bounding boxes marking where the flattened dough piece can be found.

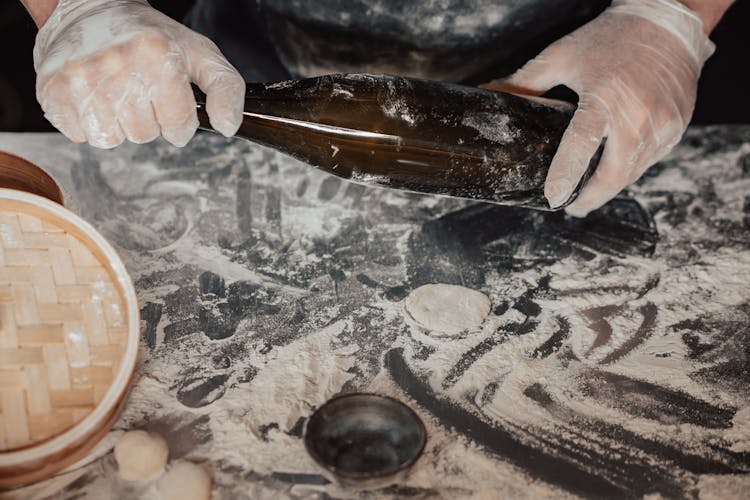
[157,461,212,500]
[405,284,491,335]
[114,430,169,481]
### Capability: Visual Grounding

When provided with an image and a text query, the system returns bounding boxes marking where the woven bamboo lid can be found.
[0,153,138,488]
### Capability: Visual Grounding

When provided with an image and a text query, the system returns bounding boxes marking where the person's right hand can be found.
[33,0,245,149]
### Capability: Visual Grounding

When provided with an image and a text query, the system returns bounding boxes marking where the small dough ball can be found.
[405,284,491,335]
[157,461,212,500]
[114,430,169,481]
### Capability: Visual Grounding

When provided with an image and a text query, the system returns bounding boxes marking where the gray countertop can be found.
[1,128,749,499]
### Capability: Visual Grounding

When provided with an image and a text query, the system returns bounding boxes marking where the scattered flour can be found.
[381,98,417,126]
[725,406,750,453]
[3,128,750,498]
[462,112,518,144]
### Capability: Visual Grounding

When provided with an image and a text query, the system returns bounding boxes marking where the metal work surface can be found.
[1,129,749,499]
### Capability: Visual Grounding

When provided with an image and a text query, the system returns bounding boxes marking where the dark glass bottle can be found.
[193,74,601,210]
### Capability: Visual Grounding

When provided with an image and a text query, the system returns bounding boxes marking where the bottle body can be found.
[194,74,601,210]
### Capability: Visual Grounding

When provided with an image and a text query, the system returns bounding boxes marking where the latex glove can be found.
[33,0,244,149]
[489,0,714,216]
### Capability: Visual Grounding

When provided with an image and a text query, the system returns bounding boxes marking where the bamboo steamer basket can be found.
[0,151,139,489]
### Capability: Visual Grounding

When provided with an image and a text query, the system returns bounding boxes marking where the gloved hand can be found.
[487,0,715,216]
[33,0,245,149]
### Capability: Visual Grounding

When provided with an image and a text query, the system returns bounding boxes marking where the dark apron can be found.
[186,0,610,84]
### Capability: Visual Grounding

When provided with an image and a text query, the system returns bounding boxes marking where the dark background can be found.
[1,0,748,132]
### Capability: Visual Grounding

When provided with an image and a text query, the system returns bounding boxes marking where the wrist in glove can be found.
[610,0,714,65]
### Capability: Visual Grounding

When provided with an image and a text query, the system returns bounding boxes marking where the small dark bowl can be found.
[304,393,427,481]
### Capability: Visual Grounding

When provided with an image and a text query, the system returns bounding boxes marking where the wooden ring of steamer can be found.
[0,189,139,490]
[0,151,64,205]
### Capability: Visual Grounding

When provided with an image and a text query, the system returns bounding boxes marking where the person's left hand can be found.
[485,0,715,217]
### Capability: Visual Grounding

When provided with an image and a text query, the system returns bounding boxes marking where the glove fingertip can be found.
[206,90,244,138]
[166,135,192,148]
[564,203,592,218]
[218,124,241,138]
[162,121,198,148]
[60,126,87,144]
[544,178,574,209]
[210,106,242,138]
[89,136,125,150]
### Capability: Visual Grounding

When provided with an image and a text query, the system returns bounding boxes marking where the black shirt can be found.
[187,0,610,83]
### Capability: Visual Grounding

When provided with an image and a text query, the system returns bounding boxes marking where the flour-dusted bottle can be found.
[193,74,602,210]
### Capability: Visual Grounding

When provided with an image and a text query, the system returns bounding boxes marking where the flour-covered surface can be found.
[1,128,749,499]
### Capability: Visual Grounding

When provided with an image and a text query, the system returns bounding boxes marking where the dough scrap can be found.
[114,430,169,481]
[157,461,212,500]
[405,284,491,335]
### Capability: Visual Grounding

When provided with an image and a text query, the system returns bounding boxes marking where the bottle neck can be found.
[193,85,210,131]
[193,79,322,130]
[192,82,403,145]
